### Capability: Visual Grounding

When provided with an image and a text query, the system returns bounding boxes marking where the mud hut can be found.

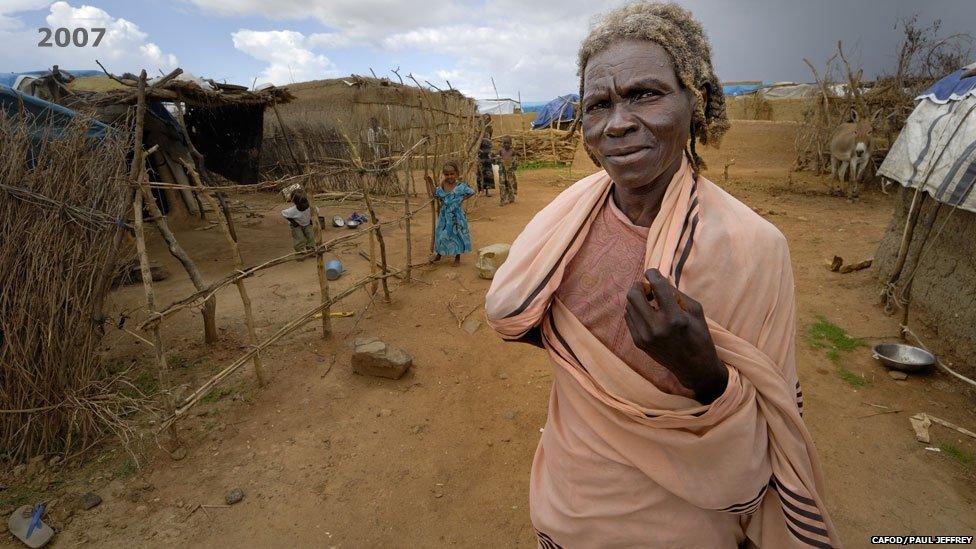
[874,64,976,376]
[3,67,291,222]
[261,75,479,194]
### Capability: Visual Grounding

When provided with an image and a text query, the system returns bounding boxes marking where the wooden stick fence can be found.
[127,133,437,432]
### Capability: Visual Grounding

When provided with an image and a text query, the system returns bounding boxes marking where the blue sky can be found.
[1,0,974,101]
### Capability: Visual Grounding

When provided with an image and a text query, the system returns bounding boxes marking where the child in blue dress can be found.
[433,161,475,266]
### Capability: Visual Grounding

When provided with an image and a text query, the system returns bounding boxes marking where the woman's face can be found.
[442,166,458,185]
[581,39,694,191]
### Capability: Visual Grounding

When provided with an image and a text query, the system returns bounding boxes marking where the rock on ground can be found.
[225,488,245,505]
[352,338,412,380]
[80,492,102,510]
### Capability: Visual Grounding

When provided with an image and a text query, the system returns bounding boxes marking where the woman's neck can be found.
[610,155,682,227]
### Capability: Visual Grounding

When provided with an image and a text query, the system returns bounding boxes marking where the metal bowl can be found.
[872,343,935,373]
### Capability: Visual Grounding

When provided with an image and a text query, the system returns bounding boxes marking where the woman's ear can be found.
[699,82,711,114]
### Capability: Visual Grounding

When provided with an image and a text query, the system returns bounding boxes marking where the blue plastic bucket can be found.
[325,259,344,281]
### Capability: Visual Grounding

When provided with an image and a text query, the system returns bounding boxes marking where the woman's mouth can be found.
[603,146,651,163]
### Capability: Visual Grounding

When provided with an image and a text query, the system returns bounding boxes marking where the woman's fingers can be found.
[643,269,683,316]
[627,282,667,338]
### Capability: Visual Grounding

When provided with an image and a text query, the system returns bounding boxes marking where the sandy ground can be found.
[4,121,976,548]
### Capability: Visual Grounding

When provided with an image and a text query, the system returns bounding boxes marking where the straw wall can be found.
[0,113,141,462]
[262,77,480,194]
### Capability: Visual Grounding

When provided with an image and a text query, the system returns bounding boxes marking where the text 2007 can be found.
[37,27,106,48]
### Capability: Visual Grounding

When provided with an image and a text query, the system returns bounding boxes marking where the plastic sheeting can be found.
[916,64,976,104]
[531,94,578,129]
[477,99,519,115]
[879,93,976,214]
[722,83,764,97]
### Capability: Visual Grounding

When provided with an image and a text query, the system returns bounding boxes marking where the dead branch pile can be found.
[494,128,578,164]
[0,113,145,462]
[795,18,973,175]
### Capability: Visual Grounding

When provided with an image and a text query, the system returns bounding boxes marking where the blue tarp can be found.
[722,83,764,97]
[917,66,976,104]
[531,94,578,129]
[1,84,111,141]
[521,101,548,113]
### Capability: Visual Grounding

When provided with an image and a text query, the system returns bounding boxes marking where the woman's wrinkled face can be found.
[582,39,693,191]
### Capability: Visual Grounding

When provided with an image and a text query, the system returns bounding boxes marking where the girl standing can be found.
[433,161,475,266]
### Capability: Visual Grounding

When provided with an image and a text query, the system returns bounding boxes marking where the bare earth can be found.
[5,121,975,548]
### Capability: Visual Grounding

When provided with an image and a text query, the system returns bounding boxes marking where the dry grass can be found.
[0,112,148,462]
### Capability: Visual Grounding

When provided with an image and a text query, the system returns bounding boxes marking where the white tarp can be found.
[760,83,818,99]
[879,95,976,214]
[477,99,518,115]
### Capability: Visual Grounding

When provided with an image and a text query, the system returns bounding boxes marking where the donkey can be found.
[829,111,873,198]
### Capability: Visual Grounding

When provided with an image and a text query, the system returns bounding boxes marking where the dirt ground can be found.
[4,120,976,548]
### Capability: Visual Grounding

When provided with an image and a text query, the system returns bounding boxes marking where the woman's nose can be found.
[604,105,638,138]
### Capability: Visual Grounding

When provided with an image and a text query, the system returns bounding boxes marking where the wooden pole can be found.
[138,181,218,344]
[182,160,265,385]
[91,69,150,328]
[403,159,413,282]
[130,71,165,374]
[312,211,332,338]
[360,179,391,302]
[134,177,166,375]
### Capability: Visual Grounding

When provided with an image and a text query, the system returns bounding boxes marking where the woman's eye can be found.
[634,90,660,101]
[585,100,609,113]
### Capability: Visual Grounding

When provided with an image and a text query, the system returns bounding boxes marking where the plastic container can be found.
[325,259,344,281]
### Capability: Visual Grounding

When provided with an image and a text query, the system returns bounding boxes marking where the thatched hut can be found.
[4,67,292,222]
[874,64,976,377]
[0,67,290,461]
[262,75,479,194]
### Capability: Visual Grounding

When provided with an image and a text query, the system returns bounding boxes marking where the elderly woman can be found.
[486,3,839,548]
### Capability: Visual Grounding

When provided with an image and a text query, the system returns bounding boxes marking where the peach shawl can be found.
[486,160,839,548]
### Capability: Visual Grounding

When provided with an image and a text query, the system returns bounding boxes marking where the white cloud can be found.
[0,0,52,31]
[232,29,337,86]
[206,0,624,100]
[0,1,178,75]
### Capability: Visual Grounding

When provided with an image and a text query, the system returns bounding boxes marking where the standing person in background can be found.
[366,116,396,190]
[281,188,316,257]
[498,135,519,205]
[477,115,496,196]
[433,161,476,266]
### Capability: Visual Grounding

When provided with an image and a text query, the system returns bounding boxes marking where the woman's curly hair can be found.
[578,2,729,166]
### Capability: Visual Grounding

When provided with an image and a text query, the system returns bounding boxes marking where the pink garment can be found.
[485,159,838,548]
[557,195,693,397]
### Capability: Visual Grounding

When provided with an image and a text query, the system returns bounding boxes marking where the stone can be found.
[225,488,245,505]
[503,410,517,420]
[888,370,908,380]
[461,318,481,335]
[81,492,102,510]
[106,479,125,499]
[352,339,412,380]
[353,336,379,348]
[498,373,509,380]
[378,409,392,417]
